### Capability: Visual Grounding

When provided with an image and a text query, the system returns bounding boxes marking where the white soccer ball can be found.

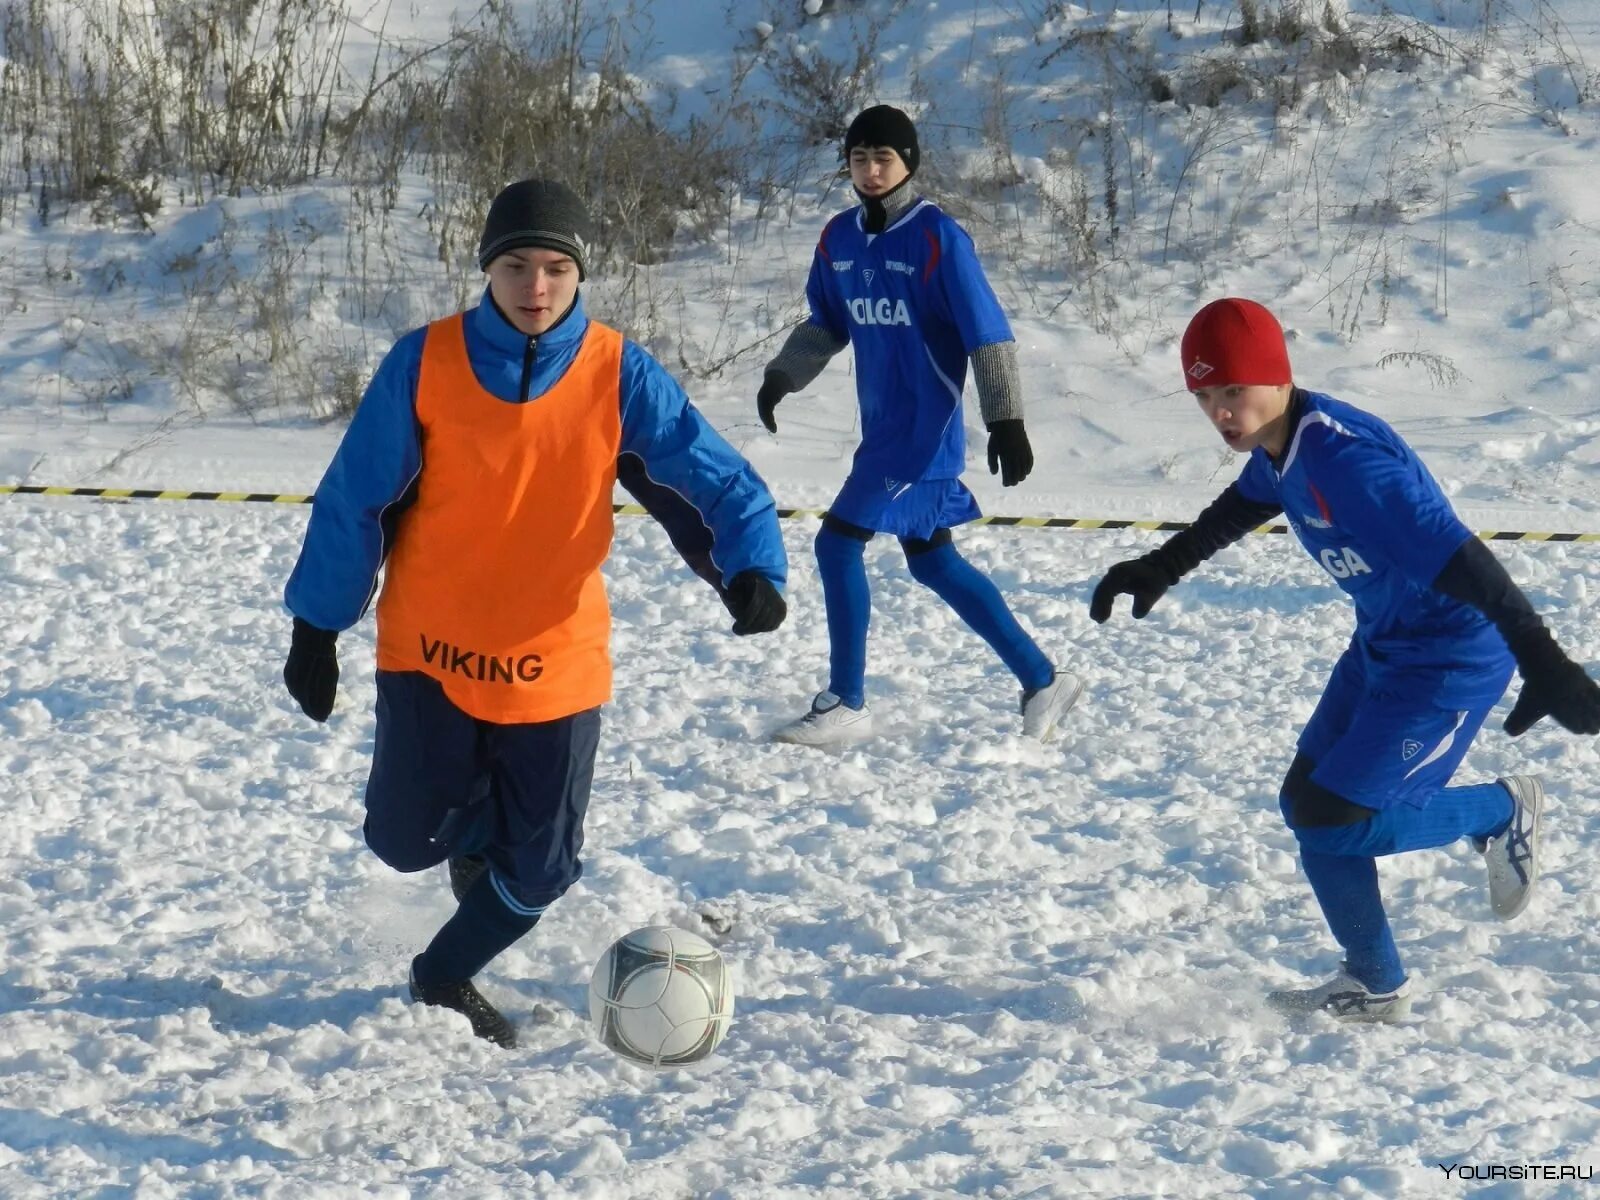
[588,925,734,1067]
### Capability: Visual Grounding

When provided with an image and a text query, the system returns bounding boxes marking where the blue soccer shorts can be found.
[827,474,981,540]
[1296,642,1512,812]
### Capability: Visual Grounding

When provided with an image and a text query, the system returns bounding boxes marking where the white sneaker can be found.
[1474,775,1544,921]
[772,691,873,746]
[1019,670,1084,741]
[1266,965,1413,1023]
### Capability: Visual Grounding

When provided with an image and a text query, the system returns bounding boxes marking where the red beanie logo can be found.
[1181,298,1291,391]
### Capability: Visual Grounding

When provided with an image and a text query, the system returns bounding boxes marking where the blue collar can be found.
[469,285,589,355]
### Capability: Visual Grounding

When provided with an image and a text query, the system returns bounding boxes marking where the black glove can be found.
[1503,627,1600,736]
[986,419,1034,487]
[1089,554,1175,623]
[284,617,339,722]
[757,374,791,434]
[724,571,786,635]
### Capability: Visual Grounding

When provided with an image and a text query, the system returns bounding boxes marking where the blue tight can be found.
[814,525,1051,708]
[1286,781,1512,992]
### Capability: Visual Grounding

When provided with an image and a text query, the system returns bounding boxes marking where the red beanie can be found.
[1180,298,1292,391]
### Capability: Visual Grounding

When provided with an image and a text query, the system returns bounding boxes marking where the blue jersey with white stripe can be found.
[1234,391,1511,702]
[804,200,1014,483]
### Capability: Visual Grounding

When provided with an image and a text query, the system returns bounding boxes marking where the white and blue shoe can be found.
[1266,965,1413,1023]
[772,691,873,746]
[1475,775,1544,921]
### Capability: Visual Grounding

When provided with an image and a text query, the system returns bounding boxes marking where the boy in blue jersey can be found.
[281,179,786,1047]
[1091,298,1600,1021]
[758,104,1081,746]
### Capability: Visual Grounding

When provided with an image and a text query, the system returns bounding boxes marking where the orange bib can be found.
[375,313,623,723]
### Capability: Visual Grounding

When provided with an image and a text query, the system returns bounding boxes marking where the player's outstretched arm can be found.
[757,322,847,433]
[760,234,850,435]
[1090,483,1280,623]
[618,342,788,639]
[1433,537,1600,736]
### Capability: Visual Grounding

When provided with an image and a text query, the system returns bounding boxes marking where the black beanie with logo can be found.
[843,105,919,176]
[477,179,594,278]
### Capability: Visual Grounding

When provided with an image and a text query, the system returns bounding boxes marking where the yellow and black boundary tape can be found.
[3,484,1599,543]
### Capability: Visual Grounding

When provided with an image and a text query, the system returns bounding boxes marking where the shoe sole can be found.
[1266,989,1412,1024]
[1331,1002,1412,1024]
[1491,775,1544,921]
[772,722,874,746]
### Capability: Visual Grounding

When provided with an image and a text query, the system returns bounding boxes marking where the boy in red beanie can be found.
[1091,297,1600,1021]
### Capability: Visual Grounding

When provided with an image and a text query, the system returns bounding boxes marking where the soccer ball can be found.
[588,925,734,1067]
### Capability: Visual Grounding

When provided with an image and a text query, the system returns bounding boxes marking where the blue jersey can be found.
[1234,391,1511,703]
[804,200,1013,483]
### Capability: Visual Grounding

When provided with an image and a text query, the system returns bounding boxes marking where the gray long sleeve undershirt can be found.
[970,340,1023,425]
[765,321,848,392]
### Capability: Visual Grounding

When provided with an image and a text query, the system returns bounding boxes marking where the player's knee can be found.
[815,521,869,564]
[900,529,954,584]
[362,815,445,874]
[1280,754,1376,831]
[903,548,944,586]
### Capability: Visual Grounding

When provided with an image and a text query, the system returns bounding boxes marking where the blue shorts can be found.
[828,474,981,540]
[1297,643,1511,811]
[363,670,600,909]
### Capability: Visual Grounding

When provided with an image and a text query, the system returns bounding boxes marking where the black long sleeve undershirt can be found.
[1431,535,1546,655]
[1147,484,1283,584]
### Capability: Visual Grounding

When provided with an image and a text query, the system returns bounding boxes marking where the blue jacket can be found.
[804,200,1013,482]
[286,290,786,632]
[1234,390,1511,703]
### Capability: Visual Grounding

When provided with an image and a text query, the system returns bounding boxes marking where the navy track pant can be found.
[363,670,600,913]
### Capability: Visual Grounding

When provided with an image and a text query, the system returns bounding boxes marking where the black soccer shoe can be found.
[447,854,489,902]
[408,960,518,1048]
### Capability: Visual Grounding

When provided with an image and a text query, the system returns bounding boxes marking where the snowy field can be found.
[5,0,1600,1194]
[2,497,1597,1197]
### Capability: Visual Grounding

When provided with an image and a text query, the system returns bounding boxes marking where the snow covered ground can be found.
[3,499,1598,1197]
[4,0,1600,1195]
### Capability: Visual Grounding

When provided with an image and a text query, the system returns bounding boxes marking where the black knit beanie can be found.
[844,105,919,177]
[477,179,594,278]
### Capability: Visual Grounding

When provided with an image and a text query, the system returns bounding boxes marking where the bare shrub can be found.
[1,0,772,411]
[1377,349,1464,390]
[0,0,351,209]
[1177,58,1260,109]
[386,0,755,321]
[750,0,909,193]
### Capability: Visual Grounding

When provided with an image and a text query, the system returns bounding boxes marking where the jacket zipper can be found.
[519,336,537,401]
